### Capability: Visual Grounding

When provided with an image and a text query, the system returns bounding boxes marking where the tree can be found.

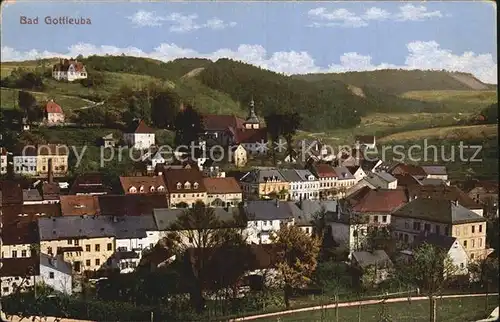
[165,201,246,313]
[18,91,42,122]
[270,224,321,308]
[280,113,302,157]
[395,243,458,322]
[173,104,204,147]
[264,113,282,166]
[151,89,180,129]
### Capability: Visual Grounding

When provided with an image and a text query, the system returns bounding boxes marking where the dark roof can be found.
[60,195,100,216]
[1,221,39,245]
[53,59,85,72]
[40,182,61,200]
[349,188,408,213]
[390,164,427,177]
[407,185,481,210]
[97,194,169,216]
[40,253,72,275]
[240,168,286,184]
[458,180,499,194]
[69,173,112,195]
[119,176,166,194]
[38,214,157,241]
[355,136,376,144]
[295,200,338,226]
[226,171,248,181]
[278,169,302,182]
[163,168,206,193]
[312,163,337,178]
[245,200,301,221]
[391,198,486,224]
[393,174,422,187]
[1,180,24,204]
[129,120,154,134]
[420,178,448,186]
[0,257,40,277]
[203,177,242,194]
[203,114,245,131]
[412,232,458,251]
[22,189,42,202]
[233,128,267,144]
[352,250,392,269]
[421,166,447,176]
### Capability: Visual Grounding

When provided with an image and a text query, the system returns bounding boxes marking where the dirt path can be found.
[230,292,499,321]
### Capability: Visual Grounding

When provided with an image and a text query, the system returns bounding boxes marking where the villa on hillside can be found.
[52,59,88,82]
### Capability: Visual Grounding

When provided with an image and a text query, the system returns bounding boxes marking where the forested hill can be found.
[293,70,494,94]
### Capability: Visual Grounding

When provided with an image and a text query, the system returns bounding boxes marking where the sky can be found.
[1,1,497,83]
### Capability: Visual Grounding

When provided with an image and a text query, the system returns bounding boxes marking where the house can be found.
[351,250,392,286]
[22,188,44,205]
[231,144,248,167]
[240,168,290,200]
[407,185,485,216]
[346,166,367,182]
[0,254,73,296]
[1,220,39,260]
[202,162,226,178]
[60,195,100,216]
[203,177,242,207]
[421,166,448,181]
[150,150,167,169]
[123,120,155,150]
[329,208,370,258]
[360,159,383,173]
[391,198,492,261]
[297,139,330,162]
[346,187,408,227]
[101,133,116,148]
[202,114,245,146]
[97,194,169,216]
[393,174,422,188]
[232,128,268,156]
[405,232,469,275]
[119,176,167,195]
[365,172,398,190]
[279,169,319,201]
[355,135,376,149]
[13,146,37,176]
[389,164,427,180]
[36,144,69,177]
[460,180,498,217]
[163,168,208,207]
[345,178,378,197]
[69,173,112,195]
[309,163,338,198]
[39,181,61,203]
[295,199,338,235]
[52,58,88,81]
[112,215,160,273]
[152,207,241,246]
[44,100,65,124]
[244,199,298,244]
[38,216,117,273]
[1,147,8,174]
[333,166,357,196]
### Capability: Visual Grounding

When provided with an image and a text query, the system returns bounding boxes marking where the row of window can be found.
[129,186,165,193]
[372,215,388,223]
[455,224,483,236]
[291,184,319,189]
[463,238,483,249]
[9,250,28,258]
[408,222,450,236]
[171,193,205,198]
[176,182,199,189]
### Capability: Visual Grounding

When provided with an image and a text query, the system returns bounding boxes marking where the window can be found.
[129,187,137,193]
[471,239,475,248]
[86,260,91,267]
[12,250,17,258]
[193,182,199,189]
[176,182,182,189]
[95,244,100,252]
[455,227,460,236]
[353,230,358,237]
[404,234,409,242]
[404,222,409,229]
[67,239,73,245]
[463,240,467,248]
[139,186,145,193]
[424,223,431,232]
[74,261,81,272]
[188,237,193,244]
[470,253,475,259]
[47,247,53,255]
[3,287,9,294]
[435,225,440,235]
[74,239,79,246]
[95,259,100,266]
[21,250,27,257]
[382,215,387,223]
[107,243,113,251]
[49,272,54,279]
[479,225,483,233]
[184,182,191,189]
[472,225,475,233]
[413,222,421,231]
[373,215,378,223]
[479,238,482,247]
[85,245,91,252]
[150,186,155,192]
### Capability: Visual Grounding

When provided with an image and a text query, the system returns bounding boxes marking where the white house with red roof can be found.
[52,59,88,82]
[123,120,155,149]
[44,99,65,124]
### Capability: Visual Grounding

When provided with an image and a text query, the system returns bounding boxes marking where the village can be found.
[0,57,498,321]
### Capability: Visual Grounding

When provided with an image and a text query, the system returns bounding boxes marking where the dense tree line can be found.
[198,59,363,131]
[1,67,45,90]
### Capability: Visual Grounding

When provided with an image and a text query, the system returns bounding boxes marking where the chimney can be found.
[47,158,54,183]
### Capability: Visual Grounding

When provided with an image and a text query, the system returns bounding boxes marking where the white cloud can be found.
[308,5,445,28]
[126,11,236,32]
[1,41,496,84]
[396,4,443,21]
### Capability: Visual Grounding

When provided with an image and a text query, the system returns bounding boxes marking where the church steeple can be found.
[244,96,260,129]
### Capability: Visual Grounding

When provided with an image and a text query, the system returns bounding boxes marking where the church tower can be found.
[243,97,260,130]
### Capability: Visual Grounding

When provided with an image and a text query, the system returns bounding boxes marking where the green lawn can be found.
[1,87,91,110]
[256,295,498,322]
[400,90,497,113]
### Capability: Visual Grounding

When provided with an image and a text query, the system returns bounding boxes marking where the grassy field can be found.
[400,90,497,112]
[256,295,498,322]
[0,87,92,110]
[378,124,498,143]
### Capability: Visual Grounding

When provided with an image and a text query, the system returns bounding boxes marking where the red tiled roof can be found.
[52,59,86,72]
[69,173,112,195]
[1,221,39,245]
[390,164,427,177]
[351,188,408,213]
[313,163,337,178]
[119,176,167,194]
[203,177,242,194]
[203,115,245,131]
[60,195,100,216]
[45,101,63,114]
[98,194,169,216]
[163,168,206,193]
[133,120,154,134]
[234,128,267,144]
